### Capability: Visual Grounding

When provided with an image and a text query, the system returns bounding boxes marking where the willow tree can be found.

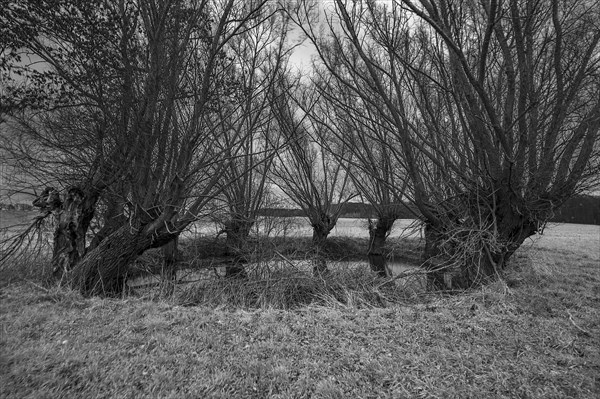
[270,76,355,275]
[294,0,600,289]
[1,0,142,278]
[309,71,411,277]
[210,6,295,278]
[1,0,285,296]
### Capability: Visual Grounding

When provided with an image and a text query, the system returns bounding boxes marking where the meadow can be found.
[0,214,599,398]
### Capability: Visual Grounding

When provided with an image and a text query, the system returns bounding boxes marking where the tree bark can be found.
[224,219,253,278]
[33,186,99,281]
[367,216,396,277]
[422,190,538,290]
[88,197,127,251]
[422,222,450,290]
[310,212,337,277]
[312,226,329,277]
[159,236,180,296]
[70,223,176,296]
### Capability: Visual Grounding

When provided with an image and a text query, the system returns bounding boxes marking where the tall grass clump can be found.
[176,260,423,309]
[0,254,53,287]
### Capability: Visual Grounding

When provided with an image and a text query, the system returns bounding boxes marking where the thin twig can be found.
[566,310,592,336]
[274,250,299,269]
[25,279,52,294]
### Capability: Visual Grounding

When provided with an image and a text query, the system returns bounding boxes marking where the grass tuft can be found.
[176,261,416,309]
[0,254,53,288]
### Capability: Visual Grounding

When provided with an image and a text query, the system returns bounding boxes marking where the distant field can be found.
[528,223,600,261]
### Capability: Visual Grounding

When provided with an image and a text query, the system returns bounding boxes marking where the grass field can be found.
[0,223,599,398]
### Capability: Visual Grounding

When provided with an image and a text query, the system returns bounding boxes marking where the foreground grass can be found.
[1,227,600,398]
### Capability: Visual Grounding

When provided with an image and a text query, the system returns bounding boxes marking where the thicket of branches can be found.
[1,0,598,296]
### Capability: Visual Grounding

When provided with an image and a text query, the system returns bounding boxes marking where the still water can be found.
[182,217,424,240]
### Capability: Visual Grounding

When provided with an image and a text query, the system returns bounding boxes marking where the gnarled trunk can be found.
[33,186,99,281]
[159,236,180,296]
[89,197,127,251]
[224,219,253,278]
[422,198,538,290]
[311,213,336,277]
[70,223,176,296]
[422,222,450,290]
[367,216,396,277]
[312,227,329,276]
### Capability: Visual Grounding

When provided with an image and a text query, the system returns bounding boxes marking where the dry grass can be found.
[176,263,422,310]
[1,223,599,398]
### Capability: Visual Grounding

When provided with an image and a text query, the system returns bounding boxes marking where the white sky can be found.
[286,0,396,72]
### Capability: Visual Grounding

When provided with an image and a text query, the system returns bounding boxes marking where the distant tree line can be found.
[258,195,600,225]
[549,195,600,226]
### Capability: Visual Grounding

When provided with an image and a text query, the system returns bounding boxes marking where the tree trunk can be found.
[367,217,395,277]
[310,212,338,276]
[224,219,253,278]
[422,222,450,290]
[88,197,127,251]
[159,236,180,296]
[32,186,99,281]
[312,226,329,276]
[422,198,538,290]
[70,223,176,296]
